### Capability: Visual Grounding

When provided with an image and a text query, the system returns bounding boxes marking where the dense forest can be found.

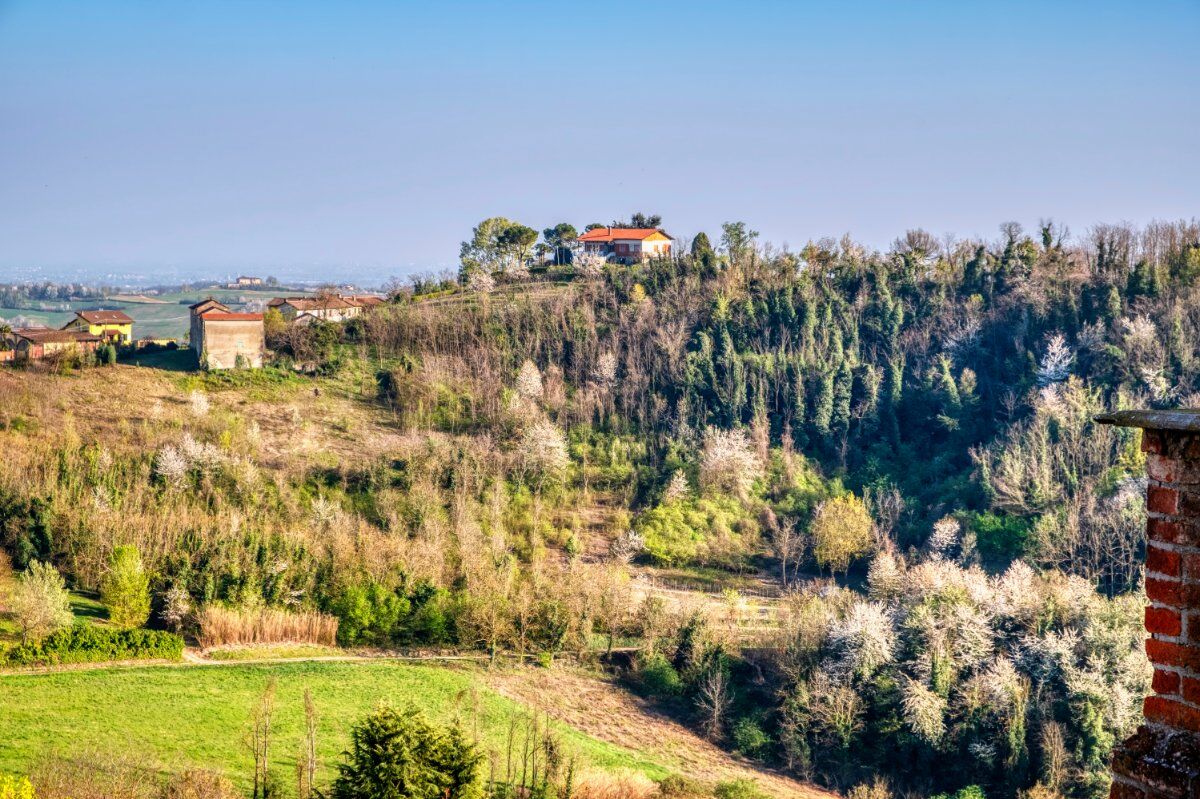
[2,218,1197,799]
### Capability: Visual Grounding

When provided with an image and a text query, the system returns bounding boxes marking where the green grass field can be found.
[0,661,668,790]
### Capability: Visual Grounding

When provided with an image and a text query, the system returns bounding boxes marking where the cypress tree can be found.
[831,359,853,439]
[812,369,834,438]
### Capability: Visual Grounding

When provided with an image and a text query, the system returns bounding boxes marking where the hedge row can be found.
[4,625,184,666]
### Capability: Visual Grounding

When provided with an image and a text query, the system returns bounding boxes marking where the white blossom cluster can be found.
[794,544,1148,777]
[153,433,227,489]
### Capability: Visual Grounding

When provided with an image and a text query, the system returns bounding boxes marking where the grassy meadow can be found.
[0,660,669,791]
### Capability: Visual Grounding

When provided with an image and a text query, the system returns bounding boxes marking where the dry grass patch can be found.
[196,606,338,648]
[485,667,830,799]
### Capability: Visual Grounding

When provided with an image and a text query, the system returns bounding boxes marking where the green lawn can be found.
[0,661,668,789]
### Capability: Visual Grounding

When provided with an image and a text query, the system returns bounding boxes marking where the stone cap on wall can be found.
[1095,409,1200,432]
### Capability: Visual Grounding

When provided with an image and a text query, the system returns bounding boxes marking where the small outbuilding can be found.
[188,299,264,370]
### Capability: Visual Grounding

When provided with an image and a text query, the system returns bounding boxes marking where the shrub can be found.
[101,545,151,629]
[5,624,183,666]
[731,717,771,758]
[635,497,759,568]
[969,512,1031,562]
[328,705,482,799]
[196,605,338,649]
[637,653,683,698]
[8,561,73,643]
[811,493,875,575]
[932,787,987,799]
[0,774,34,799]
[330,581,457,648]
[656,774,706,798]
[713,779,767,799]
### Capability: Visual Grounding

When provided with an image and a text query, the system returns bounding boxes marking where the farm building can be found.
[7,328,103,360]
[188,299,264,370]
[267,294,384,323]
[61,309,134,344]
[576,227,673,263]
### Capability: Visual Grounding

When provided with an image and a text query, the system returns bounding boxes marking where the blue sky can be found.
[1,1,1197,284]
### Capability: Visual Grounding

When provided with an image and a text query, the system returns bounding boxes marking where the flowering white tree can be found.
[574,251,606,279]
[825,601,895,680]
[592,351,618,389]
[928,516,961,558]
[1036,333,1073,386]
[662,471,690,504]
[902,676,947,744]
[608,529,645,564]
[466,268,496,293]
[154,444,189,489]
[698,427,763,501]
[867,550,905,603]
[519,417,570,481]
[160,582,192,632]
[515,359,544,401]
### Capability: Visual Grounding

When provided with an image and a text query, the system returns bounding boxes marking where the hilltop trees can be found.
[459,217,538,280]
[542,222,578,265]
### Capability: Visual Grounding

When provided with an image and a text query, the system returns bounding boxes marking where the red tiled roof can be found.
[576,227,671,242]
[270,296,360,311]
[75,310,134,324]
[346,295,385,307]
[199,311,263,322]
[14,328,102,344]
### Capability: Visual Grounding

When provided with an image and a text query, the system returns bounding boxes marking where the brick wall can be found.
[1106,420,1200,799]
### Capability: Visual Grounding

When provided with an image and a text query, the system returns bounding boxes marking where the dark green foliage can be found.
[968,512,1031,562]
[731,717,771,759]
[330,580,458,648]
[636,652,683,698]
[4,624,183,666]
[0,491,53,570]
[328,705,482,799]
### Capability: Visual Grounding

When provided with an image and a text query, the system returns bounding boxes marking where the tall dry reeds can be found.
[196,605,338,648]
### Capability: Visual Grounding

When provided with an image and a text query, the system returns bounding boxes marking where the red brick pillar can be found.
[1098,411,1200,799]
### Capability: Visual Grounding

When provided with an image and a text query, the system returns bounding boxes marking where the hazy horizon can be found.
[2,0,1198,281]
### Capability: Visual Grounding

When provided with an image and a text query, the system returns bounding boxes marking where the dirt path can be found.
[0,648,511,677]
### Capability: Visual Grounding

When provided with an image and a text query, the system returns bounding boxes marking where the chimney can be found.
[1097,410,1200,799]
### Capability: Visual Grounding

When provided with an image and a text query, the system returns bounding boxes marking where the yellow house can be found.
[61,310,134,344]
[576,227,674,263]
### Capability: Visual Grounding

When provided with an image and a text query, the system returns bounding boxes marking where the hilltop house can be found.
[576,227,673,263]
[235,276,263,287]
[61,310,134,344]
[188,299,264,370]
[267,294,384,324]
